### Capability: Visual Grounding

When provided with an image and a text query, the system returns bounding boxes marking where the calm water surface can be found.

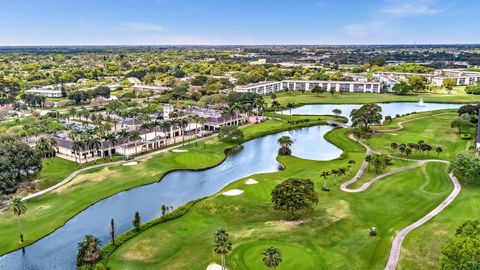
[0,125,340,270]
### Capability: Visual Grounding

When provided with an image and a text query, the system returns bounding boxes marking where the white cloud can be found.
[118,22,165,32]
[380,0,444,17]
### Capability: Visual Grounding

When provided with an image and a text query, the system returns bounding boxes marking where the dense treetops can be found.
[0,134,42,195]
[441,220,480,269]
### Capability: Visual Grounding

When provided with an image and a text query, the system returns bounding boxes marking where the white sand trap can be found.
[390,134,399,136]
[206,263,226,270]
[123,161,138,166]
[222,189,244,196]
[245,179,258,185]
[172,149,189,153]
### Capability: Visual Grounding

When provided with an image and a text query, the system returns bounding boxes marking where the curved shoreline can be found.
[0,119,332,258]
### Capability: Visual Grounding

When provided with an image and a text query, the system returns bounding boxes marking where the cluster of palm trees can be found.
[20,94,46,107]
[320,160,356,191]
[390,140,443,158]
[35,137,58,162]
[68,127,117,164]
[365,154,392,175]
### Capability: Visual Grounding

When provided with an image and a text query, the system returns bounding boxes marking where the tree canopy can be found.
[0,135,42,195]
[441,220,480,269]
[271,178,318,220]
[218,125,244,143]
[350,103,383,127]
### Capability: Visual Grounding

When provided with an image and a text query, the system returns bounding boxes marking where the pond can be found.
[0,125,341,270]
[280,102,463,124]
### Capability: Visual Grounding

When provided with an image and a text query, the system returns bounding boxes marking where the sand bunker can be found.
[123,161,138,166]
[245,179,258,185]
[222,189,244,196]
[172,149,189,153]
[206,263,226,270]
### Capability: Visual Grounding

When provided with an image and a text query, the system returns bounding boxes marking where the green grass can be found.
[367,111,473,161]
[32,156,124,191]
[265,92,480,107]
[0,118,326,256]
[105,143,453,270]
[398,179,480,270]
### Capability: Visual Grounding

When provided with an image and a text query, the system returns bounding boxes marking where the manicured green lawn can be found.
[265,92,480,107]
[33,156,123,191]
[398,178,480,270]
[0,119,328,255]
[367,111,474,161]
[106,145,452,270]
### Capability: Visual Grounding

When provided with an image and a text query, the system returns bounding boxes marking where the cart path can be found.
[342,130,461,270]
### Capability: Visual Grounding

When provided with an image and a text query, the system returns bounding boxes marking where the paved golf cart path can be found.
[338,120,461,270]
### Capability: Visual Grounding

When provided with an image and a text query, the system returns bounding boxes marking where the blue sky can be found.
[0,0,477,45]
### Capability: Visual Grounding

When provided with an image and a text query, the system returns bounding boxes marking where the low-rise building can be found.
[25,84,67,98]
[185,106,248,131]
[234,80,381,95]
[132,85,172,93]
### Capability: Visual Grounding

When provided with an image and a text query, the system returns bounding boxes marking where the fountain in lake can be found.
[417,98,426,107]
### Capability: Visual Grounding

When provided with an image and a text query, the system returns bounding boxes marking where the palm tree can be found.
[129,130,141,155]
[151,120,160,149]
[320,171,330,190]
[10,196,27,242]
[77,235,101,269]
[87,137,102,164]
[271,100,281,112]
[139,122,152,152]
[254,97,266,116]
[179,118,189,145]
[436,146,443,158]
[330,169,339,185]
[161,120,172,146]
[277,136,293,148]
[119,129,130,160]
[104,133,117,161]
[365,154,372,171]
[72,140,86,165]
[390,142,398,154]
[213,228,232,270]
[68,107,76,120]
[262,247,282,269]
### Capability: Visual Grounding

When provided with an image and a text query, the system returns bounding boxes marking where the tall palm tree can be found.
[271,100,281,112]
[262,247,282,270]
[213,228,232,270]
[255,97,266,116]
[170,118,178,144]
[179,118,189,146]
[119,129,130,160]
[72,140,86,165]
[129,130,141,155]
[151,120,160,149]
[104,133,117,161]
[320,171,330,190]
[10,196,27,242]
[87,137,101,164]
[139,122,152,151]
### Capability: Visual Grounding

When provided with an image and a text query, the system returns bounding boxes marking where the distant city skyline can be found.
[0,0,477,45]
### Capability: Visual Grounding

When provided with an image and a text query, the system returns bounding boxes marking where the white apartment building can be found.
[234,80,381,95]
[432,69,480,86]
[25,84,69,98]
[375,69,480,87]
[132,85,172,93]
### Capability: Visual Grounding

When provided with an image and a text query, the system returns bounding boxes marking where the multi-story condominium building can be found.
[184,106,248,131]
[432,69,480,86]
[234,80,381,95]
[132,84,172,93]
[375,69,480,87]
[25,84,71,98]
